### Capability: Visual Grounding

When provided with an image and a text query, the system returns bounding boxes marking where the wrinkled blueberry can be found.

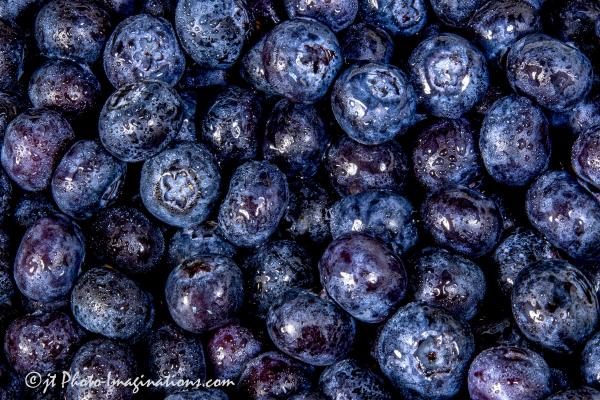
[284,0,357,32]
[0,21,24,92]
[168,221,236,266]
[206,323,263,380]
[320,359,392,400]
[340,23,393,64]
[358,0,427,36]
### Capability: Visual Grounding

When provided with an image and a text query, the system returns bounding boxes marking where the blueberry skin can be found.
[320,359,392,400]
[90,206,165,274]
[101,0,139,16]
[326,137,409,196]
[467,346,552,400]
[142,0,175,17]
[165,255,244,334]
[546,388,600,400]
[358,0,427,36]
[217,161,289,248]
[71,267,154,342]
[506,34,593,112]
[412,118,483,192]
[568,95,600,137]
[11,193,58,231]
[374,302,475,400]
[175,0,251,69]
[98,80,182,163]
[526,170,600,260]
[241,36,275,95]
[0,168,12,222]
[0,93,20,142]
[165,391,229,400]
[0,21,24,92]
[492,228,558,296]
[14,216,84,302]
[284,0,357,32]
[263,99,329,178]
[140,142,221,228]
[34,0,111,64]
[421,186,502,257]
[429,0,485,27]
[266,289,355,366]
[200,86,262,166]
[330,190,418,254]
[572,128,600,190]
[331,63,416,145]
[238,351,315,400]
[243,240,314,319]
[1,109,75,192]
[4,312,85,375]
[168,222,236,266]
[511,260,599,354]
[480,95,551,186]
[263,18,343,103]
[207,323,263,380]
[52,140,126,220]
[66,339,137,400]
[340,23,393,64]
[582,332,600,389]
[103,14,185,88]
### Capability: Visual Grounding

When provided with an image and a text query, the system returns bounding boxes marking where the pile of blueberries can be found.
[1,0,600,398]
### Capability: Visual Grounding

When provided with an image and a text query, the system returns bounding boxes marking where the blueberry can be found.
[409,33,489,118]
[168,222,236,266]
[241,36,275,95]
[358,0,427,36]
[546,387,600,400]
[320,359,392,400]
[582,332,600,389]
[1,109,75,192]
[582,263,600,299]
[217,161,289,248]
[262,18,342,103]
[165,390,230,400]
[429,0,486,27]
[165,255,244,333]
[467,346,552,400]
[506,34,593,112]
[526,170,600,260]
[0,168,12,222]
[568,95,600,137]
[206,323,263,380]
[421,186,503,257]
[0,21,24,92]
[572,128,600,190]
[0,0,42,23]
[263,99,329,178]
[51,140,126,219]
[544,0,600,59]
[90,206,165,274]
[511,259,598,353]
[103,14,185,88]
[412,117,483,192]
[374,302,475,399]
[340,23,393,64]
[284,0,357,32]
[101,0,140,16]
[326,137,409,196]
[0,93,21,141]
[331,63,416,145]
[11,193,58,231]
[98,80,182,162]
[14,216,84,302]
[175,0,251,69]
[142,0,175,17]
[34,0,111,64]
[174,90,198,142]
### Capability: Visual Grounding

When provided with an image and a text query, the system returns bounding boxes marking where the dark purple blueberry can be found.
[175,0,251,69]
[51,140,126,220]
[165,255,244,333]
[358,0,427,36]
[408,33,489,118]
[206,323,263,380]
[0,93,21,142]
[103,14,185,88]
[200,86,262,166]
[511,259,599,353]
[14,216,84,302]
[326,137,409,196]
[506,34,593,112]
[0,21,24,92]
[243,240,314,319]
[66,339,137,400]
[410,247,486,321]
[4,312,85,375]
[1,109,75,192]
[340,23,393,64]
[331,63,417,145]
[429,0,485,27]
[11,193,58,231]
[240,36,275,95]
[263,99,329,178]
[526,170,600,260]
[374,302,475,399]
[217,161,289,248]
[165,390,229,400]
[568,95,600,137]
[320,359,392,400]
[421,186,502,257]
[0,360,22,399]
[582,332,600,389]
[238,351,315,400]
[284,0,357,31]
[572,128,600,190]
[412,118,483,192]
[168,222,236,266]
[319,233,407,323]
[266,289,355,366]
[467,346,552,400]
[98,80,182,163]
[479,95,551,186]
[546,387,600,400]
[262,19,342,103]
[544,0,600,59]
[140,142,221,228]
[90,206,165,274]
